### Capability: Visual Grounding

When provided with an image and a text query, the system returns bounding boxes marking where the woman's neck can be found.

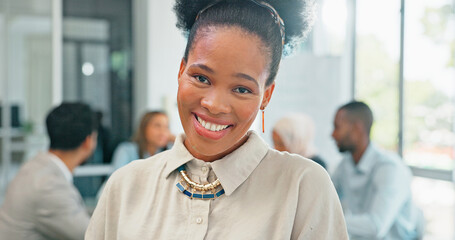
[184,134,249,162]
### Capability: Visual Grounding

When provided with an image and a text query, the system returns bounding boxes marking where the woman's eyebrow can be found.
[189,63,214,74]
[233,73,259,88]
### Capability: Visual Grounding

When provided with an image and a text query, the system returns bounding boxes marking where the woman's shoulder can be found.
[262,148,329,181]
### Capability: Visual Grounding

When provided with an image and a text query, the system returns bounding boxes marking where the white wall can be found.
[267,54,351,172]
[133,0,185,134]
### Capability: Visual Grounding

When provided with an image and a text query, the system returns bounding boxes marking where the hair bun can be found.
[174,0,316,47]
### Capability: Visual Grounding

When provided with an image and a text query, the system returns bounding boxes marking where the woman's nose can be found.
[200,90,231,115]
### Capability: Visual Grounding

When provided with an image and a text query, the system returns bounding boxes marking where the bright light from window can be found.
[82,62,94,76]
[321,0,347,37]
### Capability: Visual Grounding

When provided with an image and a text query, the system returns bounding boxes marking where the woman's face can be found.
[177,26,275,161]
[145,114,170,148]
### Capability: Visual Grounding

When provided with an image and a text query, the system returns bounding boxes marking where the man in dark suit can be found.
[0,102,98,240]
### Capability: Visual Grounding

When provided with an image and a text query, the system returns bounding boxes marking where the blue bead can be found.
[176,183,185,192]
[177,165,186,172]
[193,194,203,199]
[203,194,215,199]
[216,189,225,197]
[183,190,192,197]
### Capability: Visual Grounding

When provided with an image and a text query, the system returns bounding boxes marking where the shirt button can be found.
[201,166,208,173]
[196,217,203,224]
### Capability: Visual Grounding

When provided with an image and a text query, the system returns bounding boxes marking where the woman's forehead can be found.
[187,26,270,81]
[192,26,268,57]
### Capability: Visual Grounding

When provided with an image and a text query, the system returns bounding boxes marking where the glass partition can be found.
[0,0,53,201]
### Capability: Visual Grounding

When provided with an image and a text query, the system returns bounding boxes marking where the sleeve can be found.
[111,143,135,170]
[292,166,349,240]
[34,182,90,240]
[345,163,410,239]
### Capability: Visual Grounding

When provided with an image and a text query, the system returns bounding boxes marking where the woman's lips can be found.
[192,114,232,140]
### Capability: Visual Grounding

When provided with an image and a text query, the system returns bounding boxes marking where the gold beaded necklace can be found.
[175,165,225,200]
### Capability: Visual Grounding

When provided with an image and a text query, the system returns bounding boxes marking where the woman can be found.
[110,111,172,170]
[86,1,348,239]
[273,113,327,169]
[96,111,173,200]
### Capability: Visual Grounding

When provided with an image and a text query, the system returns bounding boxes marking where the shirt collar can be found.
[47,152,73,183]
[356,142,378,174]
[164,130,269,196]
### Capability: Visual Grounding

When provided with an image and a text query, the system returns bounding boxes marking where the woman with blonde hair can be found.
[111,111,173,170]
[273,113,326,168]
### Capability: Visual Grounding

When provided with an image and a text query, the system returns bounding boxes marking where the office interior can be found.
[0,0,454,239]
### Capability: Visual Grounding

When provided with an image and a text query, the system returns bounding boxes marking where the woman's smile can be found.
[192,113,233,140]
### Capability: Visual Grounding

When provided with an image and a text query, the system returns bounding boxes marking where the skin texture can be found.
[331,109,369,164]
[145,114,170,152]
[177,26,275,162]
[272,130,288,152]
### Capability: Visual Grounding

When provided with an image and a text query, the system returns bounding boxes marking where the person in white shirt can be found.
[86,0,348,239]
[0,102,98,240]
[331,101,424,239]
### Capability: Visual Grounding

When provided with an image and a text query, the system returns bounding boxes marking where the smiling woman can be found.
[86,0,348,239]
[177,27,271,161]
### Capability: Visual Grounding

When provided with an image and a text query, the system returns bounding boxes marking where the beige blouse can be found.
[86,131,348,239]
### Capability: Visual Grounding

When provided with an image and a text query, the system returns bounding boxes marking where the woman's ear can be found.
[178,58,186,80]
[260,82,276,109]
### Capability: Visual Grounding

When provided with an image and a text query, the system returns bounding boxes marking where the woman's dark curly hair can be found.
[174,0,315,86]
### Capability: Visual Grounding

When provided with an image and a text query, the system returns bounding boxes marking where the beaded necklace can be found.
[175,165,225,200]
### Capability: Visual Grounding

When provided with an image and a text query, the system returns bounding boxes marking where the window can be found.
[355,0,402,151]
[403,0,455,171]
[356,1,455,238]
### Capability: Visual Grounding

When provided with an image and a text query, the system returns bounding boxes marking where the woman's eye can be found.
[195,75,210,84]
[233,87,252,94]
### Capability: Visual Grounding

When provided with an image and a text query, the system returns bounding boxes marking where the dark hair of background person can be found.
[174,0,315,86]
[46,102,98,150]
[132,111,168,159]
[338,101,374,136]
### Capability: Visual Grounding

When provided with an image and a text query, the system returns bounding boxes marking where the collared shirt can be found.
[48,152,73,183]
[0,151,90,240]
[86,130,348,239]
[331,143,420,240]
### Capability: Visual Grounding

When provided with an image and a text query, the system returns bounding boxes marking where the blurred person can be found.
[272,113,326,168]
[0,102,98,240]
[110,111,173,170]
[86,0,348,239]
[95,111,174,199]
[94,111,113,164]
[331,101,423,240]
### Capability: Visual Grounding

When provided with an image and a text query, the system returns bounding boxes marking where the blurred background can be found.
[0,0,454,239]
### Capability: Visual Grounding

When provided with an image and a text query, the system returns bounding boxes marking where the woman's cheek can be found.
[237,100,260,122]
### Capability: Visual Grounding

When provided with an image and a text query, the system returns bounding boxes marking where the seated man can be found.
[0,102,98,240]
[331,101,422,240]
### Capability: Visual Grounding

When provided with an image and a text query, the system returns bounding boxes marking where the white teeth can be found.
[197,116,229,132]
